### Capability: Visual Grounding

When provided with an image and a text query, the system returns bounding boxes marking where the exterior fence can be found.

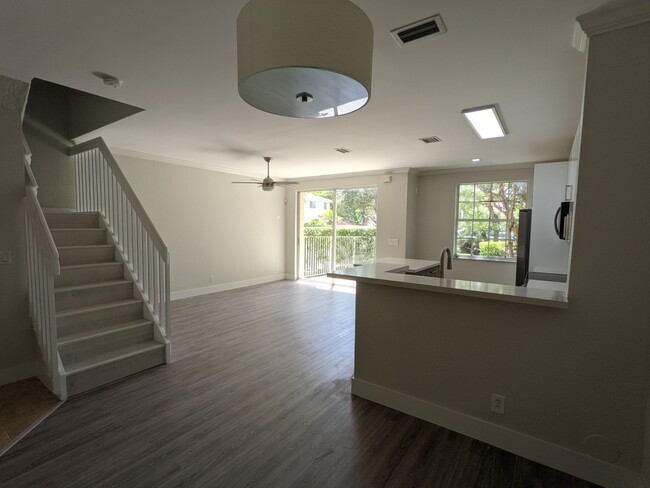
[303,235,376,277]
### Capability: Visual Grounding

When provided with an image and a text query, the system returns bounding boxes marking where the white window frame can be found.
[454,180,529,262]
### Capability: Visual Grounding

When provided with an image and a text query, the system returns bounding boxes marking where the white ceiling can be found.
[0,0,608,179]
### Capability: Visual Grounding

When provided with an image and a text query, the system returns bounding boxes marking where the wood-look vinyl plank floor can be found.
[0,280,599,487]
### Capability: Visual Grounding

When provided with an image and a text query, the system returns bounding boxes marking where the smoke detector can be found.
[102,75,123,88]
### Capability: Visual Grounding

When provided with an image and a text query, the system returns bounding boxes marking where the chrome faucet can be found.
[439,247,453,278]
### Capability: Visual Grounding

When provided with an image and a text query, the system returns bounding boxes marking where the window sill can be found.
[454,256,516,264]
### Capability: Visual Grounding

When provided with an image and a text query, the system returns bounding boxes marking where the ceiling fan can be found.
[232,157,299,192]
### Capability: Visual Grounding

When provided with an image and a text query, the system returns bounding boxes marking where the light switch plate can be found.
[0,250,11,265]
[388,238,399,246]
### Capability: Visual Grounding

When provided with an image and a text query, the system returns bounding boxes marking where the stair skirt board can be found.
[65,344,165,397]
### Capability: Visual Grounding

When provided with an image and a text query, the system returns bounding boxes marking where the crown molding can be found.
[577,0,650,38]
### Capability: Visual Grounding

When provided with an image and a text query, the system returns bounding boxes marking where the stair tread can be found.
[59,319,153,346]
[55,279,132,293]
[65,341,164,375]
[60,262,122,270]
[56,298,142,318]
[50,228,106,233]
[57,244,114,250]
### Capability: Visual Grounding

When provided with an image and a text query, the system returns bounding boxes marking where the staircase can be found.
[46,211,166,396]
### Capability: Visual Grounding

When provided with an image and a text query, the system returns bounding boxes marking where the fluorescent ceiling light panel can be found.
[462,106,506,139]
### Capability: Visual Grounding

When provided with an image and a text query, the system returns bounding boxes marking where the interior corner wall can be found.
[0,75,36,385]
[643,386,650,488]
[22,81,76,209]
[413,167,534,285]
[405,173,419,259]
[114,154,286,296]
[284,172,410,279]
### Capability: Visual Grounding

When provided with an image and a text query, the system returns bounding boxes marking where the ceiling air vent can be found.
[419,136,442,144]
[334,147,351,153]
[391,14,447,46]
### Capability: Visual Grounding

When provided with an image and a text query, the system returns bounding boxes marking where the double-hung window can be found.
[455,181,528,260]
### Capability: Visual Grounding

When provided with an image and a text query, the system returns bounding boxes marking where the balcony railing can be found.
[303,235,376,277]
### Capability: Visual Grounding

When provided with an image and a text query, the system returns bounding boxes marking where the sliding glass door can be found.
[299,187,377,277]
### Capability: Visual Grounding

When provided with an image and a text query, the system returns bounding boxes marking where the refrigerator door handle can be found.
[554,206,561,237]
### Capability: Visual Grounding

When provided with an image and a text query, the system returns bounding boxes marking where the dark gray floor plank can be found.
[0,280,599,487]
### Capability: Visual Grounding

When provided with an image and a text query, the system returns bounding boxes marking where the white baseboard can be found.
[351,377,644,488]
[0,361,35,387]
[284,274,298,281]
[171,274,285,301]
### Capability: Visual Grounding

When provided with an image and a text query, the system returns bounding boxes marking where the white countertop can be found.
[329,261,568,309]
[371,257,440,273]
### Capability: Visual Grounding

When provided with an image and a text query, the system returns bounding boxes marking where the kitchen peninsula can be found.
[329,258,568,308]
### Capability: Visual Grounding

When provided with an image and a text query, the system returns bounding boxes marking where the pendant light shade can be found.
[237,0,374,118]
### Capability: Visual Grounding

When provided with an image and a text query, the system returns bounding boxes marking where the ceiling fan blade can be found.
[232,181,262,184]
[274,181,300,186]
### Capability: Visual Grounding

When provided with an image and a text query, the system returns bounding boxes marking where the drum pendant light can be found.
[237,0,374,118]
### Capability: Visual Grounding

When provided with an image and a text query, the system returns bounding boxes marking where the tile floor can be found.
[0,378,60,455]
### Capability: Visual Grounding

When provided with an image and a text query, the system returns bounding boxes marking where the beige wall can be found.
[413,166,534,285]
[352,19,650,482]
[284,172,414,278]
[405,172,419,258]
[0,75,36,385]
[115,154,286,294]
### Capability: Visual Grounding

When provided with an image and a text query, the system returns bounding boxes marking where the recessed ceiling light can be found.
[462,105,506,139]
[471,158,481,163]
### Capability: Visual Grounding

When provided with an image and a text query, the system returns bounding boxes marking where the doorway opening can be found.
[298,187,377,278]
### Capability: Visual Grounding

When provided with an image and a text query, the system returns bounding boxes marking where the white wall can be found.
[414,166,534,285]
[284,172,412,278]
[115,154,286,298]
[0,75,36,385]
[529,161,571,275]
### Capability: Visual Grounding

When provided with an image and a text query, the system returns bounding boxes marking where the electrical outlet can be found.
[491,393,505,415]
[209,275,215,284]
[0,250,11,265]
[388,238,399,246]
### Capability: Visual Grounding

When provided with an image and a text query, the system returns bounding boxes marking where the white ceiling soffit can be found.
[0,0,610,179]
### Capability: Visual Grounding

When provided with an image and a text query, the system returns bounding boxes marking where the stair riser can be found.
[55,264,125,287]
[66,347,165,396]
[60,325,154,365]
[57,302,143,336]
[46,213,99,229]
[59,247,115,266]
[52,229,107,247]
[56,282,134,312]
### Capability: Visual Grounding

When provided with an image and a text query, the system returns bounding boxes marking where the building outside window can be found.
[455,181,528,260]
